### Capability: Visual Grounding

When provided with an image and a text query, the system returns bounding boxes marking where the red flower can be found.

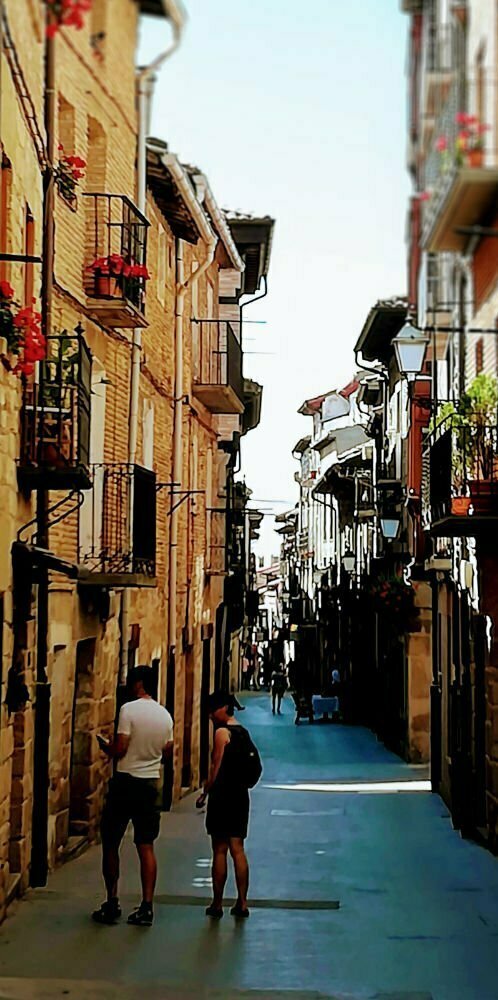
[0,281,14,300]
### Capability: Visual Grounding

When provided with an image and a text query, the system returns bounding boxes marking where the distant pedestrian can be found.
[196,691,262,920]
[92,666,174,927]
[271,664,287,715]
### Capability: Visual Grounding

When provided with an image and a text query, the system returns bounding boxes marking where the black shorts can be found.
[101,773,160,846]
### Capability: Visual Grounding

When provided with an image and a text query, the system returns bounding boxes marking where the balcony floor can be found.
[429,513,498,537]
[193,384,244,415]
[86,297,148,330]
[17,465,92,492]
[424,166,498,252]
[78,570,157,588]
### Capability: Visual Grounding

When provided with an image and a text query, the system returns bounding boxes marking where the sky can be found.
[140,0,411,561]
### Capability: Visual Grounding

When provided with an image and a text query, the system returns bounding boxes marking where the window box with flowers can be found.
[89,254,150,300]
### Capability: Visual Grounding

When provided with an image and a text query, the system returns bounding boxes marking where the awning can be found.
[313,424,370,458]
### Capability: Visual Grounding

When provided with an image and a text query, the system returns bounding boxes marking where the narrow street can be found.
[0,696,498,1000]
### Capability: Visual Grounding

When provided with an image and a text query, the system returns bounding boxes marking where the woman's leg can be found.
[211,838,229,908]
[277,693,282,714]
[229,837,249,909]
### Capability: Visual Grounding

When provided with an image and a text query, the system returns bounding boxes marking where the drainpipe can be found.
[30,16,56,889]
[120,3,185,684]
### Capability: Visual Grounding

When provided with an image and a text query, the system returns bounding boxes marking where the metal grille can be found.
[192,321,243,402]
[84,194,149,313]
[79,464,156,578]
[20,332,91,488]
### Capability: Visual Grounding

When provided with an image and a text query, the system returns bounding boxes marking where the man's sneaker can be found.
[127,904,154,927]
[92,900,121,925]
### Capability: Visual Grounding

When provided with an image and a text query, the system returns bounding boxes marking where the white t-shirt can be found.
[117,698,174,779]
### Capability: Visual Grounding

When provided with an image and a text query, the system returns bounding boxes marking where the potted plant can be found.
[429,402,470,514]
[460,374,498,513]
[370,574,415,632]
[436,113,490,170]
[88,254,150,299]
[0,281,21,358]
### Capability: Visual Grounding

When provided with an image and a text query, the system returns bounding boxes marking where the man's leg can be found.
[102,839,121,902]
[272,691,276,714]
[92,781,128,924]
[229,837,249,911]
[277,693,282,714]
[211,838,229,909]
[136,843,157,904]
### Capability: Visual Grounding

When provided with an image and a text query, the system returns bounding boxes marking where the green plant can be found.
[370,574,415,622]
[460,374,498,480]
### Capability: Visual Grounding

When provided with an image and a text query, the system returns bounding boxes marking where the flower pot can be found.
[467,149,484,168]
[94,274,121,298]
[451,497,471,516]
[469,479,498,515]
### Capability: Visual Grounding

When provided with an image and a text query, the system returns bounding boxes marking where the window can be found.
[191,261,199,318]
[142,399,154,470]
[86,117,106,190]
[475,337,484,375]
[58,95,76,155]
[90,0,107,62]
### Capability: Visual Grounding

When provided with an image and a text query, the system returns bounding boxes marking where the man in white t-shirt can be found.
[92,666,174,927]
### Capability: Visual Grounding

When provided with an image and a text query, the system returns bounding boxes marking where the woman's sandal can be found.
[230,903,250,918]
[205,904,224,919]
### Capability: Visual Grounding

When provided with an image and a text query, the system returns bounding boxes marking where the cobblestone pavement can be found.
[0,693,498,999]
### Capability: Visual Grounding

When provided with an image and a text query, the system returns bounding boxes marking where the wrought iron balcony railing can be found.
[422,76,498,252]
[19,331,91,490]
[84,194,149,329]
[422,416,498,535]
[79,463,156,586]
[206,508,227,576]
[192,321,244,414]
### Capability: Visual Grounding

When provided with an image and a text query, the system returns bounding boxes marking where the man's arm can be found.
[98,732,130,760]
[161,740,174,763]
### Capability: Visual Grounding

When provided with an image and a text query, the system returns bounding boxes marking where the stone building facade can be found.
[0,0,271,920]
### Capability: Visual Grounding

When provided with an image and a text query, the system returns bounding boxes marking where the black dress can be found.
[206,724,250,841]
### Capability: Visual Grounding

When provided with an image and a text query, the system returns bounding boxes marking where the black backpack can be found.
[231,727,263,788]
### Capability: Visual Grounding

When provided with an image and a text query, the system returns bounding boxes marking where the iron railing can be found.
[84,194,149,314]
[19,331,91,489]
[79,463,156,580]
[192,321,244,404]
[422,416,498,530]
[206,508,227,576]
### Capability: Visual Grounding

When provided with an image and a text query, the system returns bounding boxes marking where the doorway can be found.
[200,638,212,783]
[69,638,96,839]
[181,650,195,789]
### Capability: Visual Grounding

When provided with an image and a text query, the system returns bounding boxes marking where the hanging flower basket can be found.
[0,285,47,376]
[55,146,86,204]
[370,575,415,631]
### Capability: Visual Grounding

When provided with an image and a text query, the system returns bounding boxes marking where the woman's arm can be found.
[196,729,230,805]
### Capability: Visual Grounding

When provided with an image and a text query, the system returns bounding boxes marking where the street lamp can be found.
[342,549,355,574]
[392,321,430,380]
[380,515,401,540]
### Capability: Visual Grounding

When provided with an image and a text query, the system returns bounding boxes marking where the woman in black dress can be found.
[196,692,250,919]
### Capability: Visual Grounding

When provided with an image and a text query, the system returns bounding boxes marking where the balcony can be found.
[422,417,498,536]
[18,331,91,491]
[206,508,227,576]
[422,78,498,252]
[192,321,244,414]
[78,464,156,587]
[84,194,149,329]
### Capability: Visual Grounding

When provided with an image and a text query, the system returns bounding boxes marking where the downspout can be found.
[30,14,56,889]
[120,3,184,684]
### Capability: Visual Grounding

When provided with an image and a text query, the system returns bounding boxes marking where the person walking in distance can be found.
[271,663,288,715]
[196,692,262,920]
[92,666,174,927]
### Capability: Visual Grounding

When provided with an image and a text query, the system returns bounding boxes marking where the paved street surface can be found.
[1,694,498,999]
